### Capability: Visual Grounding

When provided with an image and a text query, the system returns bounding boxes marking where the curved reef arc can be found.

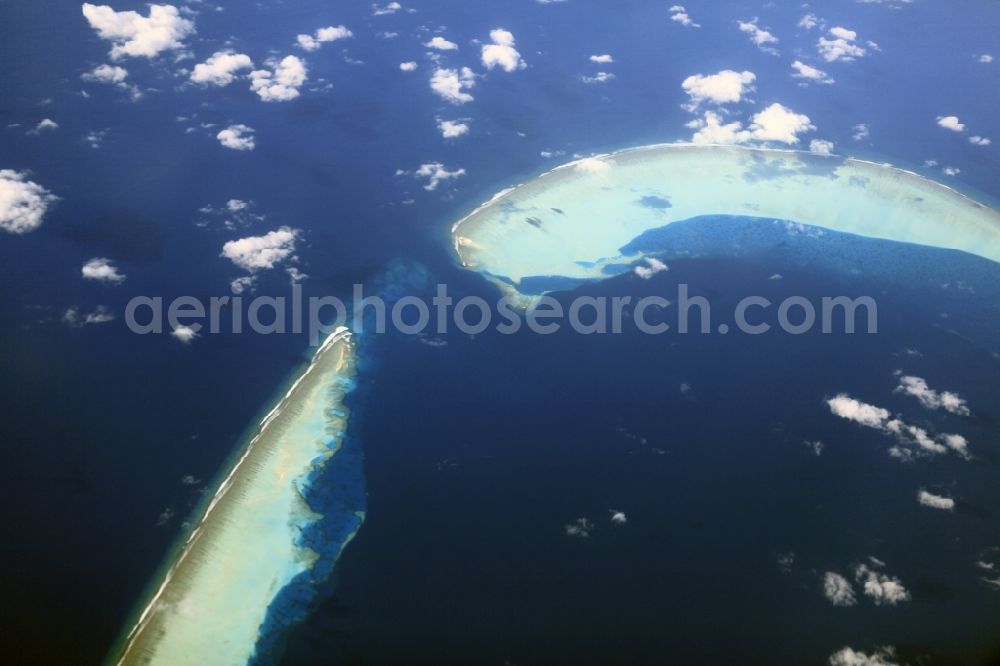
[108,327,358,666]
[451,144,1000,302]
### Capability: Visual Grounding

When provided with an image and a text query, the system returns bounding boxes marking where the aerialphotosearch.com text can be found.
[124,283,878,344]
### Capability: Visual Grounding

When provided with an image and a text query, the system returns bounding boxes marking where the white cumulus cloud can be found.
[0,169,57,234]
[747,103,815,143]
[918,490,955,511]
[940,433,970,458]
[81,3,194,60]
[81,257,126,284]
[82,63,128,84]
[670,5,700,28]
[688,111,750,145]
[681,69,756,109]
[738,18,779,54]
[824,572,857,606]
[589,54,614,63]
[230,275,256,295]
[818,27,867,62]
[216,124,256,151]
[437,119,469,138]
[424,36,458,51]
[810,139,835,155]
[430,67,476,104]
[855,563,910,606]
[936,115,965,132]
[372,2,402,16]
[828,394,891,428]
[221,227,300,271]
[481,28,525,72]
[415,163,466,191]
[634,257,668,279]
[829,647,900,666]
[894,375,970,415]
[81,63,139,99]
[574,156,615,175]
[190,51,253,86]
[171,325,198,344]
[827,394,969,459]
[297,25,352,51]
[29,119,59,134]
[582,72,615,84]
[791,60,834,84]
[799,13,821,30]
[250,56,307,102]
[688,104,817,145]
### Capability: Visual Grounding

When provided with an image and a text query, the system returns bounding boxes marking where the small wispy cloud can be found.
[918,490,955,511]
[823,571,857,606]
[894,374,970,416]
[565,517,594,538]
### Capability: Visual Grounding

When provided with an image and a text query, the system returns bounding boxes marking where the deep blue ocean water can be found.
[276,224,1000,666]
[1,1,999,664]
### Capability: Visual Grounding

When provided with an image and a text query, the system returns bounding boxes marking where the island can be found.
[452,144,1000,303]
[107,327,359,666]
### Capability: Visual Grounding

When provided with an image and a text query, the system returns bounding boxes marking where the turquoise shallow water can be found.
[249,365,368,665]
[106,329,360,666]
[453,146,1000,305]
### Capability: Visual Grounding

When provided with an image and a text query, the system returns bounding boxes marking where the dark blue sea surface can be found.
[278,223,1000,666]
